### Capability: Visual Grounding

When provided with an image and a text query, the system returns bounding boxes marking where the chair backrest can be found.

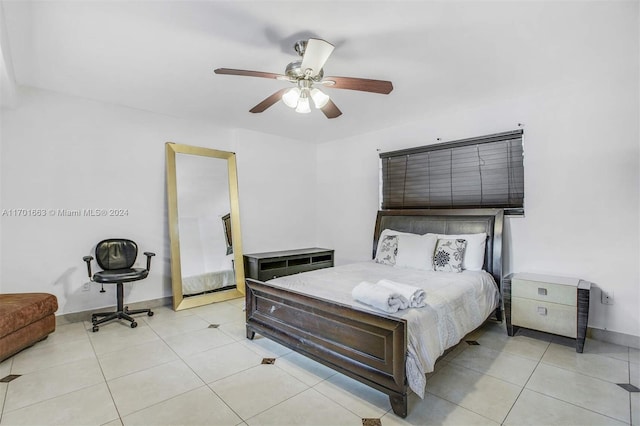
[95,239,138,271]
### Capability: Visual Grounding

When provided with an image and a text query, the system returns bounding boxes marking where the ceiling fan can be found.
[214,38,393,119]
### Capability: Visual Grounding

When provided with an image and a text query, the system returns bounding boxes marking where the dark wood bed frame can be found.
[245,209,504,418]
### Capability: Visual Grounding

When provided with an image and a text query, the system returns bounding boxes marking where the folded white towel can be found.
[352,281,409,313]
[377,279,426,308]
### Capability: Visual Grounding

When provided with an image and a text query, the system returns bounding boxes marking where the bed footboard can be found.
[245,278,408,417]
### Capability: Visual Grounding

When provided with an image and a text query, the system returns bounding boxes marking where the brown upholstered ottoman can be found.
[0,293,58,362]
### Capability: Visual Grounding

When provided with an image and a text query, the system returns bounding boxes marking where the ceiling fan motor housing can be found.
[285,60,324,80]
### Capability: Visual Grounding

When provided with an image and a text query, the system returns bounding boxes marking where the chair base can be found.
[90,282,153,332]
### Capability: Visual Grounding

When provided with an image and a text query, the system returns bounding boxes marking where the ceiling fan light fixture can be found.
[295,92,311,114]
[310,88,330,109]
[282,87,300,108]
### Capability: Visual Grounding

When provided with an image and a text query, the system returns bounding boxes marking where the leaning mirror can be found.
[166,143,244,311]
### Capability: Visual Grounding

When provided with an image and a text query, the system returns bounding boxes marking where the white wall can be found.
[0,87,317,315]
[316,2,639,338]
[233,129,317,254]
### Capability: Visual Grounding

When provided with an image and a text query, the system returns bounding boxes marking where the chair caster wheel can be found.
[148,311,154,317]
[92,326,99,332]
[131,321,137,328]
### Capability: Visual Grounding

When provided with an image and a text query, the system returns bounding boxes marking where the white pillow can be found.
[395,233,438,271]
[437,232,487,271]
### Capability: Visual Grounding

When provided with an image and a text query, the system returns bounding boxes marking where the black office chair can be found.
[83,239,155,332]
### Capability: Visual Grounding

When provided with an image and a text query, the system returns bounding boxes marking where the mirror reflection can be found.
[166,143,244,311]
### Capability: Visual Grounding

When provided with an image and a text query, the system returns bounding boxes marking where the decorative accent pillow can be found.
[395,233,438,271]
[433,239,467,273]
[437,233,487,271]
[375,229,414,262]
[375,235,398,266]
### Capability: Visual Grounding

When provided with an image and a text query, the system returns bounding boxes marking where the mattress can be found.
[182,269,236,296]
[267,261,499,398]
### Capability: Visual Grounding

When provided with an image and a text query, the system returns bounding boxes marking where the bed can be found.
[245,209,504,418]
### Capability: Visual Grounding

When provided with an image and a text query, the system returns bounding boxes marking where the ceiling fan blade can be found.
[249,88,289,113]
[214,68,287,80]
[300,38,335,77]
[322,76,393,94]
[320,99,342,119]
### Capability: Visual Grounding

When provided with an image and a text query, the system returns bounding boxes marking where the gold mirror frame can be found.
[166,142,245,311]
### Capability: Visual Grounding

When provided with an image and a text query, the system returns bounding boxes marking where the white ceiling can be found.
[0,0,621,142]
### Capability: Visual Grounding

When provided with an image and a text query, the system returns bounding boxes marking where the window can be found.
[380,130,524,215]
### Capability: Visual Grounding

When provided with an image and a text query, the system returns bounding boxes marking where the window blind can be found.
[380,130,524,215]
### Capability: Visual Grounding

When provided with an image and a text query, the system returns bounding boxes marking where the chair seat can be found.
[94,268,149,283]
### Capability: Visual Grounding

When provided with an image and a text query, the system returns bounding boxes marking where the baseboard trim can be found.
[55,297,173,326]
[589,327,640,350]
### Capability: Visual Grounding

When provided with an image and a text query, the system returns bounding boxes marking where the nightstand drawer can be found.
[512,296,577,338]
[512,278,576,306]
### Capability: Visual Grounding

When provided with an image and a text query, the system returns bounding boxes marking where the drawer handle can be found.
[538,288,548,296]
[537,307,547,316]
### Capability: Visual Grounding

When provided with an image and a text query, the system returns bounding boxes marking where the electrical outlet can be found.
[82,282,91,292]
[601,290,614,305]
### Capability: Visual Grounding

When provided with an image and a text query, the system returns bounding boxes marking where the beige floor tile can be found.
[3,357,104,412]
[163,326,235,358]
[504,389,627,425]
[426,359,449,382]
[38,322,89,347]
[142,305,194,321]
[98,339,178,380]
[542,343,629,384]
[526,363,630,423]
[88,321,160,355]
[209,364,308,420]
[0,383,6,414]
[144,314,211,339]
[0,382,118,426]
[190,302,245,325]
[0,358,11,414]
[314,373,391,419]
[631,362,639,387]
[122,386,242,426]
[274,351,336,386]
[425,363,521,423]
[441,342,467,362]
[11,338,96,375]
[107,359,203,417]
[631,392,639,426]
[381,392,499,426]
[246,388,362,426]
[101,419,124,426]
[183,341,262,383]
[240,334,292,358]
[227,297,245,308]
[476,324,551,361]
[579,338,630,362]
[0,357,12,378]
[448,344,538,386]
[219,319,249,341]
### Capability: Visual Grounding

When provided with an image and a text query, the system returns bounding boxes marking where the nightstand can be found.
[504,272,591,353]
[243,248,334,282]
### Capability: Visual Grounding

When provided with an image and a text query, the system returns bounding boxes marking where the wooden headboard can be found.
[373,209,504,287]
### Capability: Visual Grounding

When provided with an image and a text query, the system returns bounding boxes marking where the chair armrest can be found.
[144,252,156,272]
[82,256,93,278]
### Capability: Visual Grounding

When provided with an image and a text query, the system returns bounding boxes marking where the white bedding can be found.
[182,269,236,296]
[267,261,499,398]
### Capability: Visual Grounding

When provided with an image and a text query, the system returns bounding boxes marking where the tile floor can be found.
[0,297,638,425]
